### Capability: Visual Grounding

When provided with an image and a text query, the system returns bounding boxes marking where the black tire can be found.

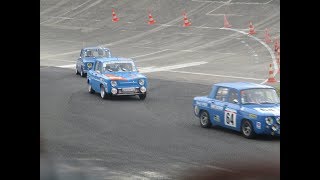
[88,83,95,94]
[80,67,85,77]
[199,111,211,128]
[139,93,146,100]
[241,119,256,139]
[100,85,107,99]
[76,67,79,75]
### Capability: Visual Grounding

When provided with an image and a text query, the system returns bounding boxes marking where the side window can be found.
[228,89,239,103]
[80,50,85,59]
[94,62,100,71]
[96,62,102,73]
[99,62,103,72]
[215,87,229,102]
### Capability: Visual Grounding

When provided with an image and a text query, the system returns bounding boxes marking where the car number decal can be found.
[224,108,237,127]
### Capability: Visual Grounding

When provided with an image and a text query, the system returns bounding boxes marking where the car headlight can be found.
[271,124,279,131]
[139,79,145,86]
[111,81,117,87]
[276,117,280,124]
[140,86,146,93]
[265,117,273,125]
[87,63,92,69]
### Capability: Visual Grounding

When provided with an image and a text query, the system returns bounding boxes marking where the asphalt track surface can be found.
[40,0,280,179]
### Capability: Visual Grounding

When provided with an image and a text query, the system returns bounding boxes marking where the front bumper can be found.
[108,87,147,96]
[255,125,280,136]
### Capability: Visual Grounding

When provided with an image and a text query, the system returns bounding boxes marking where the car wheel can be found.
[80,67,85,77]
[88,83,95,94]
[200,111,211,128]
[100,85,107,99]
[241,119,256,139]
[139,93,146,100]
[76,66,79,75]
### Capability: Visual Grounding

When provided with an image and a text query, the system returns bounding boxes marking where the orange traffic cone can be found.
[276,49,280,73]
[112,9,119,22]
[267,64,277,83]
[265,28,272,44]
[248,21,256,35]
[276,50,280,65]
[148,12,156,25]
[224,14,231,28]
[274,38,280,52]
[183,12,191,27]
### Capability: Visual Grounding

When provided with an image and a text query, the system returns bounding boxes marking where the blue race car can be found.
[193,82,280,138]
[87,57,148,100]
[76,47,112,77]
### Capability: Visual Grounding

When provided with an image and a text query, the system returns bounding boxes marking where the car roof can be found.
[213,82,274,90]
[83,47,110,51]
[96,57,134,63]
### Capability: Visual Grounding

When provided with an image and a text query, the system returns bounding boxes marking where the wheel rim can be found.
[200,112,208,126]
[101,87,105,98]
[242,121,252,136]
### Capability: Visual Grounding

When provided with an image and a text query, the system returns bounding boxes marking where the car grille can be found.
[117,80,138,86]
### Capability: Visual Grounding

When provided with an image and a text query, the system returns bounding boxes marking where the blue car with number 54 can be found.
[193,82,280,138]
[87,57,148,100]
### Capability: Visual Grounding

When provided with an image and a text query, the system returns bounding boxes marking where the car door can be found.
[95,62,103,92]
[91,61,101,91]
[222,88,241,130]
[208,87,229,126]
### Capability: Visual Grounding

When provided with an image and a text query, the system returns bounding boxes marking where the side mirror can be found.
[233,99,239,104]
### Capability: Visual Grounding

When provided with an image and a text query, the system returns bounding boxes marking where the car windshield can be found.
[85,48,111,58]
[103,61,137,72]
[240,88,279,104]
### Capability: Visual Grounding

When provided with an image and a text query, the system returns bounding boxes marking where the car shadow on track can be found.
[91,93,143,101]
[209,126,280,141]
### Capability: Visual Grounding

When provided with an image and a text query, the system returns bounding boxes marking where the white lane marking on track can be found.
[231,0,273,5]
[167,70,265,81]
[57,64,75,68]
[41,2,213,59]
[206,3,227,15]
[40,37,83,43]
[53,62,208,73]
[40,0,71,16]
[40,0,92,24]
[140,171,168,178]
[49,0,104,25]
[41,58,74,62]
[220,28,278,84]
[40,66,51,70]
[192,0,273,4]
[42,16,101,21]
[208,13,244,16]
[130,49,169,59]
[205,165,234,172]
[192,0,226,2]
[140,62,208,73]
